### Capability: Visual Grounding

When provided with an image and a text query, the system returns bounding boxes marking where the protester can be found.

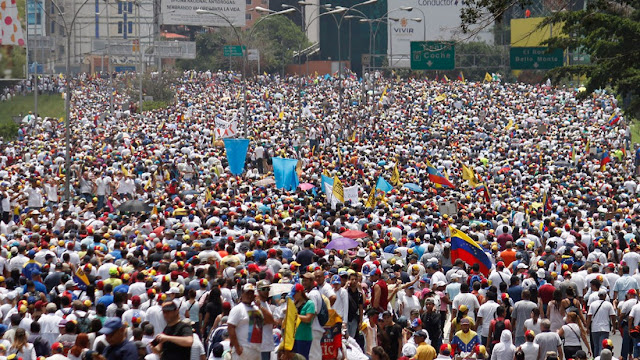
[0,70,633,360]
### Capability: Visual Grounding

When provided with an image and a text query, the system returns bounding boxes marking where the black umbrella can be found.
[118,200,152,213]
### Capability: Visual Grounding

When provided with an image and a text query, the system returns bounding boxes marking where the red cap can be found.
[440,344,451,353]
[497,261,505,268]
[629,289,637,296]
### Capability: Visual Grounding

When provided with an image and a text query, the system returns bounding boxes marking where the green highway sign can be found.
[223,45,245,57]
[510,47,564,70]
[410,41,455,70]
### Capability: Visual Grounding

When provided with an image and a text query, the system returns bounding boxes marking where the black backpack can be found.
[316,295,330,327]
[75,311,91,333]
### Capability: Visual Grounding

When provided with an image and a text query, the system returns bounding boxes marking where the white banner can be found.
[324,184,359,207]
[387,0,494,68]
[344,185,359,206]
[160,0,246,27]
[214,118,238,139]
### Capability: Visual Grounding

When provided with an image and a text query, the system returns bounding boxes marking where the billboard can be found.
[510,17,563,47]
[0,0,27,79]
[160,0,245,27]
[387,0,493,68]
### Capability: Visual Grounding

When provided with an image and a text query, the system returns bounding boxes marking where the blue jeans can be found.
[622,324,632,360]
[347,318,358,338]
[592,331,609,356]
[261,351,271,360]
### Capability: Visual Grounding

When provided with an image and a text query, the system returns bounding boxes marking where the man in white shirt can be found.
[452,283,481,321]
[315,269,336,305]
[476,291,500,345]
[330,275,348,323]
[587,289,616,356]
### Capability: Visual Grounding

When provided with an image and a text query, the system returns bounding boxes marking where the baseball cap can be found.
[99,317,123,335]
[330,275,341,285]
[414,330,428,338]
[242,283,256,292]
[629,289,637,296]
[460,318,471,325]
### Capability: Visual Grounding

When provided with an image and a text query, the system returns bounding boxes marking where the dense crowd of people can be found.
[0,69,636,360]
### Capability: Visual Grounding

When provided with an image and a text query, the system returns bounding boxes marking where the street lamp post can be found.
[49,0,92,200]
[196,7,295,136]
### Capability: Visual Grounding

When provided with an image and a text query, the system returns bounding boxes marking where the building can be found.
[48,0,155,73]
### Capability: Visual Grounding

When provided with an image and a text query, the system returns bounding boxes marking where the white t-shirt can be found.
[623,252,640,275]
[477,301,500,337]
[452,293,481,320]
[227,302,264,351]
[401,294,421,318]
[95,177,112,196]
[587,299,615,332]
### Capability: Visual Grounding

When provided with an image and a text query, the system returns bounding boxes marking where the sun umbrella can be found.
[299,183,315,191]
[403,183,424,193]
[341,230,369,239]
[255,178,275,186]
[118,200,152,213]
[326,237,359,250]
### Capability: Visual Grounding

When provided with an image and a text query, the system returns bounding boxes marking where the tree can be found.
[177,16,309,75]
[460,0,640,116]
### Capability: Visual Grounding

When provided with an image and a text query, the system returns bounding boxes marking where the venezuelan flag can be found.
[426,160,454,188]
[600,151,611,170]
[450,226,492,276]
[608,114,621,126]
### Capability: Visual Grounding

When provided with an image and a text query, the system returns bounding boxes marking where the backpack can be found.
[492,318,506,344]
[75,311,91,333]
[317,294,330,327]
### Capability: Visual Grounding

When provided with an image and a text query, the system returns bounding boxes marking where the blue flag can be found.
[428,105,434,117]
[376,176,393,193]
[223,138,250,175]
[321,174,334,193]
[272,157,300,191]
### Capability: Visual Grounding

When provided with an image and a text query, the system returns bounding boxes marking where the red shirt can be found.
[372,279,388,312]
[538,283,556,303]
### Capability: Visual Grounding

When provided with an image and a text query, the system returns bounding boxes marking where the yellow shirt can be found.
[413,342,436,360]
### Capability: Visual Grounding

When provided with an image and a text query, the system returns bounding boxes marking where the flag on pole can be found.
[379,86,388,104]
[365,187,377,208]
[600,151,611,171]
[484,72,492,82]
[505,119,514,131]
[332,175,344,203]
[608,114,621,126]
[457,71,465,83]
[585,139,591,155]
[450,226,492,276]
[337,147,343,164]
[461,164,477,186]
[281,298,298,351]
[390,164,401,186]
[73,267,91,290]
[425,160,454,188]
[376,176,393,193]
[442,75,449,82]
[571,145,576,163]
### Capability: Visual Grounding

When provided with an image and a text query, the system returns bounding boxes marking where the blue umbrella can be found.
[403,183,424,193]
[325,237,359,251]
[378,160,387,166]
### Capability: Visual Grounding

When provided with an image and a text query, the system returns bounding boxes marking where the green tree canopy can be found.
[177,16,309,75]
[460,0,640,115]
